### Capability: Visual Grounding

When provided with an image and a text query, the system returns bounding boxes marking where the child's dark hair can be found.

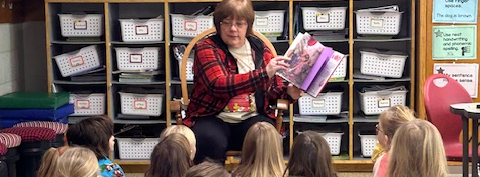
[145,133,193,177]
[66,115,114,159]
[184,159,230,177]
[284,131,337,177]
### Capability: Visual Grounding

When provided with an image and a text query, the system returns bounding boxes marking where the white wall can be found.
[0,21,47,96]
[0,23,23,96]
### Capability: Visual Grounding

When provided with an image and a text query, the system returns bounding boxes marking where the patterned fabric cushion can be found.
[14,121,68,134]
[0,127,56,142]
[0,143,6,156]
[0,133,21,148]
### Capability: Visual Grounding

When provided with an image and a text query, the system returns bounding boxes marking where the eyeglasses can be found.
[220,21,247,28]
[375,124,383,134]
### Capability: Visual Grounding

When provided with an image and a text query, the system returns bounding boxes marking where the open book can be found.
[276,32,346,97]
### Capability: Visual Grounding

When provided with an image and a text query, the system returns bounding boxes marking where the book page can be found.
[306,51,346,97]
[276,32,326,89]
[275,33,305,88]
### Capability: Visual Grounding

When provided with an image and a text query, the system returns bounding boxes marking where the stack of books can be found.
[114,70,162,83]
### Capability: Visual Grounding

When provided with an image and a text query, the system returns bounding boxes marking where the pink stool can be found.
[0,133,21,177]
[0,127,56,177]
[14,121,68,147]
[0,143,7,177]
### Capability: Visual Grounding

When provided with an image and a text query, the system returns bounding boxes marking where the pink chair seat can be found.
[444,142,480,161]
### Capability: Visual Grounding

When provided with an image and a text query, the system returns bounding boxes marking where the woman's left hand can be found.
[287,84,303,100]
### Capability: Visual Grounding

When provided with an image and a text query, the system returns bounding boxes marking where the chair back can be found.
[179,27,277,106]
[424,74,472,144]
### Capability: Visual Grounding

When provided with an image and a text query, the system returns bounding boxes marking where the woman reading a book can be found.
[184,0,303,165]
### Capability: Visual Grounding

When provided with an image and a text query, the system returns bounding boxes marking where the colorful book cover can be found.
[276,32,346,97]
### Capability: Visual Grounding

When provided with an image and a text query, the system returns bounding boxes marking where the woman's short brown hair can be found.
[66,115,114,159]
[213,0,255,36]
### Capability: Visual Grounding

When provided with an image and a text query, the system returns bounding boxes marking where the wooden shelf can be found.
[53,80,107,85]
[110,41,165,45]
[354,37,412,42]
[111,81,167,85]
[51,40,106,45]
[114,159,151,165]
[353,77,411,83]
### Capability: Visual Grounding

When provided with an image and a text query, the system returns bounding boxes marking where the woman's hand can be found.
[266,56,290,78]
[287,84,303,100]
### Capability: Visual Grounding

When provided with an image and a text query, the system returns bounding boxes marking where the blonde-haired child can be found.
[37,146,68,177]
[57,146,99,177]
[284,131,337,177]
[232,122,285,177]
[160,125,196,160]
[387,119,447,177]
[373,105,416,177]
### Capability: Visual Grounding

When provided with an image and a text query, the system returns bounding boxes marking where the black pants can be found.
[190,114,275,164]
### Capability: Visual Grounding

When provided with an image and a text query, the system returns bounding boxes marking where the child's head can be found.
[284,131,336,177]
[160,125,196,160]
[66,115,114,159]
[184,160,230,177]
[37,146,69,177]
[234,122,285,177]
[378,105,416,149]
[57,146,99,177]
[387,119,447,177]
[146,133,193,177]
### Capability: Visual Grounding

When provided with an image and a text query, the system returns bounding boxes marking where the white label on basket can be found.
[135,25,149,35]
[133,100,148,110]
[75,100,91,109]
[255,17,269,26]
[370,18,384,28]
[311,99,326,109]
[184,21,198,31]
[316,12,329,23]
[73,20,87,30]
[69,56,85,67]
[129,54,143,63]
[378,97,391,108]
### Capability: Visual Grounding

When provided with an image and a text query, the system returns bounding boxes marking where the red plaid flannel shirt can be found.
[184,35,291,126]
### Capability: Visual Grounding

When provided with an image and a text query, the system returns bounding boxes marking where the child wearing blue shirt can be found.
[67,116,126,177]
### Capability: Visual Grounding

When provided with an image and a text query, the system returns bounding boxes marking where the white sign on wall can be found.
[433,63,479,98]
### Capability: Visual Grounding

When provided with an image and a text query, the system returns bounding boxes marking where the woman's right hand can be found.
[266,56,290,78]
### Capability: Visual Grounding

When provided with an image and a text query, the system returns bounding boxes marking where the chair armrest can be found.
[275,99,289,132]
[276,99,289,110]
[170,100,184,125]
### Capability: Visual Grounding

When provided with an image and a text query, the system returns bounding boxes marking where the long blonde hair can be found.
[387,119,447,177]
[379,105,416,149]
[37,146,68,177]
[56,146,99,177]
[233,122,285,177]
[160,125,196,160]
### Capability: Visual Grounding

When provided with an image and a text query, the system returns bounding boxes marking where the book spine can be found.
[300,47,334,90]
